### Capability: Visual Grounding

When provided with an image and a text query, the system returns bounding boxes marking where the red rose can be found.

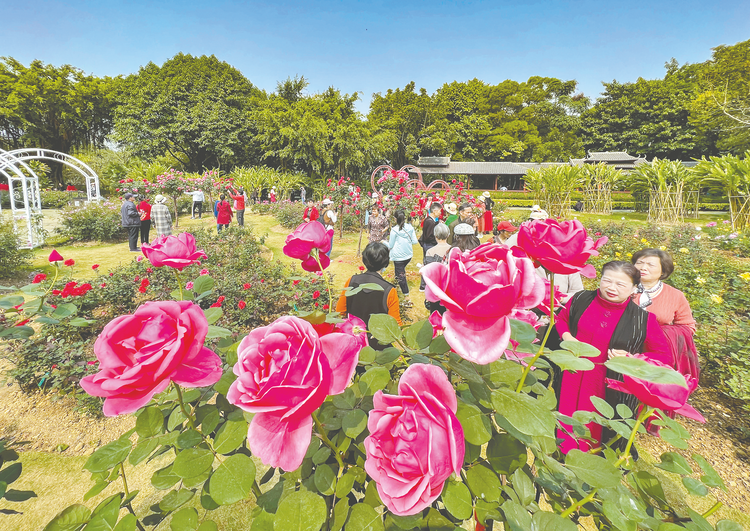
[515,219,607,278]
[92,264,100,270]
[312,290,321,299]
[243,283,251,290]
[32,273,47,284]
[141,233,207,271]
[238,300,247,309]
[80,301,222,416]
[48,250,64,262]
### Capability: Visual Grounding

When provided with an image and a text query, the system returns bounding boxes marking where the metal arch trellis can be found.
[0,150,44,249]
[3,148,102,202]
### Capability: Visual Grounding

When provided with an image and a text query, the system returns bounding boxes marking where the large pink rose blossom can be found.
[226,316,363,471]
[421,243,545,364]
[80,301,221,416]
[606,354,705,422]
[283,222,332,272]
[515,219,607,278]
[141,233,207,271]
[364,364,465,516]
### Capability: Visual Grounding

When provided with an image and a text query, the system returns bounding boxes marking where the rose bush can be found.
[141,232,207,270]
[516,218,607,277]
[365,364,464,516]
[422,243,544,364]
[80,300,222,416]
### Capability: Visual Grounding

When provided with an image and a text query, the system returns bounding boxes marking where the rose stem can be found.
[313,251,333,313]
[516,272,556,392]
[560,405,653,518]
[702,500,723,519]
[119,464,146,531]
[311,411,344,472]
[173,383,196,430]
[174,270,184,301]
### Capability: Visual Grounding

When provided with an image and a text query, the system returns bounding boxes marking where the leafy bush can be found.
[0,220,30,275]
[57,202,126,242]
[41,189,73,209]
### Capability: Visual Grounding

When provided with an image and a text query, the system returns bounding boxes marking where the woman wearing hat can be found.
[482,191,494,235]
[492,220,517,245]
[475,200,486,235]
[444,203,458,226]
[451,223,481,253]
[151,195,173,237]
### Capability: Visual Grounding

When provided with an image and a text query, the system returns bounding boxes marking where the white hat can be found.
[322,198,333,205]
[454,223,475,235]
[481,191,491,198]
[154,194,167,204]
[529,205,548,220]
[445,203,458,215]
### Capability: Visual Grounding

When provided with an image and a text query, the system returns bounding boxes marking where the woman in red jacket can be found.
[216,194,233,233]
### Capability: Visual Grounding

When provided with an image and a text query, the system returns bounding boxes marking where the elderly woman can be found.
[367,204,389,244]
[555,261,671,454]
[631,248,698,379]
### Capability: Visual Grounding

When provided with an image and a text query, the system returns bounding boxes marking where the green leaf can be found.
[716,521,744,531]
[531,511,578,531]
[36,316,61,324]
[456,401,492,446]
[170,507,198,531]
[84,439,132,473]
[0,295,24,309]
[168,408,187,431]
[510,318,537,344]
[546,351,595,372]
[85,494,122,531]
[560,340,601,358]
[209,453,256,505]
[346,503,384,531]
[465,463,502,502]
[213,372,237,397]
[429,335,451,354]
[403,320,432,350]
[176,430,203,449]
[502,500,532,531]
[682,477,709,496]
[590,396,614,419]
[334,469,357,499]
[83,481,109,502]
[113,514,137,531]
[43,504,92,531]
[331,499,350,531]
[274,490,327,531]
[565,449,621,488]
[173,448,213,478]
[52,303,78,319]
[358,346,377,365]
[213,418,247,454]
[314,464,336,496]
[159,489,195,512]
[615,403,633,419]
[0,462,22,484]
[631,471,668,507]
[655,452,693,475]
[193,275,215,294]
[250,510,275,531]
[692,454,726,489]
[206,325,232,339]
[69,317,96,327]
[441,480,473,520]
[204,307,222,325]
[367,314,401,344]
[605,356,687,387]
[512,468,535,506]
[135,406,164,438]
[487,433,527,475]
[485,359,524,386]
[363,480,382,507]
[374,348,401,365]
[359,366,390,395]
[491,388,556,437]
[151,465,181,490]
[342,409,368,438]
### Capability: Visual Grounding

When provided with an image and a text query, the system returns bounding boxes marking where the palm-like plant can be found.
[524,165,583,218]
[693,151,750,229]
[626,159,698,223]
[580,163,623,214]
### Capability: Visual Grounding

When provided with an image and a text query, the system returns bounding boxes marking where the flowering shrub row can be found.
[57,202,127,242]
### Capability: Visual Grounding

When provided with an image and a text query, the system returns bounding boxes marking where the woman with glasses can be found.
[554,261,671,454]
[631,248,698,380]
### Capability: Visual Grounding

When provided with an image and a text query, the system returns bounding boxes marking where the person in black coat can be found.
[120,193,141,252]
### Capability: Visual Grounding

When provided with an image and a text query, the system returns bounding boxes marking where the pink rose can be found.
[141,233,207,271]
[48,249,64,262]
[283,222,331,272]
[80,301,222,416]
[606,354,704,422]
[364,364,464,516]
[226,316,362,470]
[514,219,607,278]
[428,310,444,338]
[422,243,544,364]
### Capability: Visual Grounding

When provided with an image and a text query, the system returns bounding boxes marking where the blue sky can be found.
[5,0,749,113]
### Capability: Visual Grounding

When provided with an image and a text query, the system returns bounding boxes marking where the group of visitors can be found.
[120,193,172,252]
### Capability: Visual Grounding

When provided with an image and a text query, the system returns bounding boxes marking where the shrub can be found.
[0,220,30,275]
[41,189,73,209]
[57,202,126,242]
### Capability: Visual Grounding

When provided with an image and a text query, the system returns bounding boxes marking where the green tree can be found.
[0,57,115,186]
[112,53,261,172]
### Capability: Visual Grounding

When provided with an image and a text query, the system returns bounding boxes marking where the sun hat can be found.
[321,198,333,205]
[496,220,518,232]
[481,191,491,198]
[154,194,167,204]
[529,205,548,220]
[445,203,458,215]
[454,223,475,235]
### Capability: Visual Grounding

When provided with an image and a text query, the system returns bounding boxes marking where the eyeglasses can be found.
[634,260,660,270]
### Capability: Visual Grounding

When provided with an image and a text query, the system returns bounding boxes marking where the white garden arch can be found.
[0,149,102,249]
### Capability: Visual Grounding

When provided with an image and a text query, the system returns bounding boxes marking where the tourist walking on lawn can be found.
[336,242,402,350]
[229,187,246,227]
[481,191,494,235]
[185,189,205,219]
[121,193,141,252]
[300,186,306,203]
[151,195,172,237]
[215,194,233,233]
[388,209,418,307]
[303,198,319,223]
[269,187,277,203]
[321,199,337,256]
[367,204,389,244]
[137,197,152,244]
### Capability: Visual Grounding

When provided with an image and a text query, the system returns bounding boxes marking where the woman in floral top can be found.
[367,205,389,243]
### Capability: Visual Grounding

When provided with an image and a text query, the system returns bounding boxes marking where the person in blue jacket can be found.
[388,209,419,307]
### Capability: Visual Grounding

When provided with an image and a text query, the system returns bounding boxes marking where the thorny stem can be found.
[174,383,196,430]
[174,269,184,301]
[314,251,333,313]
[516,272,556,392]
[119,463,130,498]
[560,406,654,518]
[312,411,345,471]
[701,500,723,519]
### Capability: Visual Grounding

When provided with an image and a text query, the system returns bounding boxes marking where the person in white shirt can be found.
[321,198,337,257]
[185,190,205,219]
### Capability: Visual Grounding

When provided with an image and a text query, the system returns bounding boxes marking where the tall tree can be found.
[113,53,261,172]
[0,57,115,185]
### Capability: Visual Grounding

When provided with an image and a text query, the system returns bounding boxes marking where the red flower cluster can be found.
[92,264,100,270]
[238,300,247,310]
[52,281,93,298]
[312,290,321,299]
[243,283,251,290]
[138,278,150,294]
[32,273,47,284]
[64,259,75,267]
[210,295,226,308]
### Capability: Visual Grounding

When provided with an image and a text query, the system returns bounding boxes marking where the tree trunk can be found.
[173,197,179,228]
